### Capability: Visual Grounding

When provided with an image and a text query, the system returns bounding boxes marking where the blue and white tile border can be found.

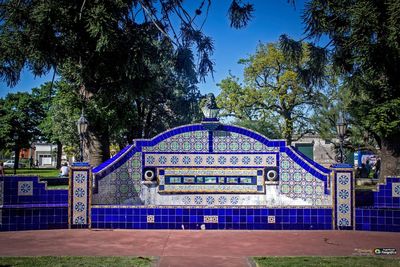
[332,165,354,230]
[69,165,92,228]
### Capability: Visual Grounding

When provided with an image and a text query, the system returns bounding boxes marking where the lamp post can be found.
[13,132,18,175]
[336,113,348,163]
[77,111,88,162]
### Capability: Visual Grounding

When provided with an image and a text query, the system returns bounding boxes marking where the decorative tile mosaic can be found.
[145,153,277,168]
[92,152,143,205]
[92,123,333,207]
[279,153,330,205]
[334,171,353,229]
[204,215,218,223]
[70,169,91,226]
[268,215,276,224]
[142,131,209,153]
[18,181,33,196]
[158,168,264,193]
[392,183,400,197]
[147,215,155,223]
[213,130,278,152]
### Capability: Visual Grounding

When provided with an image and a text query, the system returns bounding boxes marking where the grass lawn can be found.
[4,168,60,178]
[254,256,400,267]
[0,256,152,267]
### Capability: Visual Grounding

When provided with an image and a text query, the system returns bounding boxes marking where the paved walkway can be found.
[1,230,399,266]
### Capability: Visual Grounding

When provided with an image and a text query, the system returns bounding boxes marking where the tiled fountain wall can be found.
[90,123,336,230]
[1,124,398,231]
[0,176,68,231]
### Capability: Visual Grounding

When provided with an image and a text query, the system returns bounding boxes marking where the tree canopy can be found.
[217,42,324,144]
[275,0,400,177]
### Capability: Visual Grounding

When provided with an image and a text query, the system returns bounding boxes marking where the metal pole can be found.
[339,137,344,163]
[80,134,84,162]
[13,141,17,175]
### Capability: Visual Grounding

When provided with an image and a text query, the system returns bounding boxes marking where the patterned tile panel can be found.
[213,131,278,152]
[18,181,33,196]
[158,168,265,194]
[145,153,277,167]
[279,153,330,205]
[204,215,218,223]
[334,171,353,229]
[142,131,209,152]
[392,183,400,197]
[92,152,143,205]
[70,169,91,226]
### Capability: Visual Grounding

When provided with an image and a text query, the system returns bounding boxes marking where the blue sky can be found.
[0,0,306,98]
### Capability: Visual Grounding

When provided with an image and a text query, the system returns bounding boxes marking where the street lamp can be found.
[336,113,348,163]
[13,132,19,175]
[77,111,88,162]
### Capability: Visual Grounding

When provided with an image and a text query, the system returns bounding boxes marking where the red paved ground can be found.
[0,230,399,266]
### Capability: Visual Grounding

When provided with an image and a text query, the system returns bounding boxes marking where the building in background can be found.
[292,135,337,168]
[18,143,67,168]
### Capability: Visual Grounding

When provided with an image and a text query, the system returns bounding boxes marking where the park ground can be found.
[0,230,399,266]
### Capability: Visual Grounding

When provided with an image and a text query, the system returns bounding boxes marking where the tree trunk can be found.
[56,140,62,169]
[379,137,400,183]
[85,128,110,167]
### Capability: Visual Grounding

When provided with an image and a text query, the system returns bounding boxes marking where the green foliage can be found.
[0,256,152,267]
[4,168,59,178]
[254,256,400,267]
[301,0,400,148]
[38,81,81,149]
[217,42,323,144]
[0,92,45,150]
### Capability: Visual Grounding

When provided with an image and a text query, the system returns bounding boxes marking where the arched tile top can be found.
[93,123,331,187]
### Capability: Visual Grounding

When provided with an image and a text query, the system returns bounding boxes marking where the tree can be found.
[217,42,323,145]
[0,0,258,166]
[0,92,45,169]
[37,81,81,168]
[284,0,400,179]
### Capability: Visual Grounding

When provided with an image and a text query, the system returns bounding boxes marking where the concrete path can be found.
[0,230,399,266]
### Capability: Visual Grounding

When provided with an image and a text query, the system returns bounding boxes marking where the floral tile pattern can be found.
[279,153,330,205]
[143,131,209,153]
[392,183,400,198]
[71,170,90,225]
[93,152,143,205]
[335,171,353,229]
[18,181,33,196]
[213,131,278,152]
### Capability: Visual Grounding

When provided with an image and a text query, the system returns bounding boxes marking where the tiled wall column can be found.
[69,163,92,228]
[332,164,354,230]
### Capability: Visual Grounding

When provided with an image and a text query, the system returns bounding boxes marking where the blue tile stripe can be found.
[2,203,68,208]
[90,206,333,230]
[355,207,400,232]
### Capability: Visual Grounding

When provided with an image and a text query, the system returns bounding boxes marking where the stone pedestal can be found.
[331,164,355,230]
[69,163,92,228]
